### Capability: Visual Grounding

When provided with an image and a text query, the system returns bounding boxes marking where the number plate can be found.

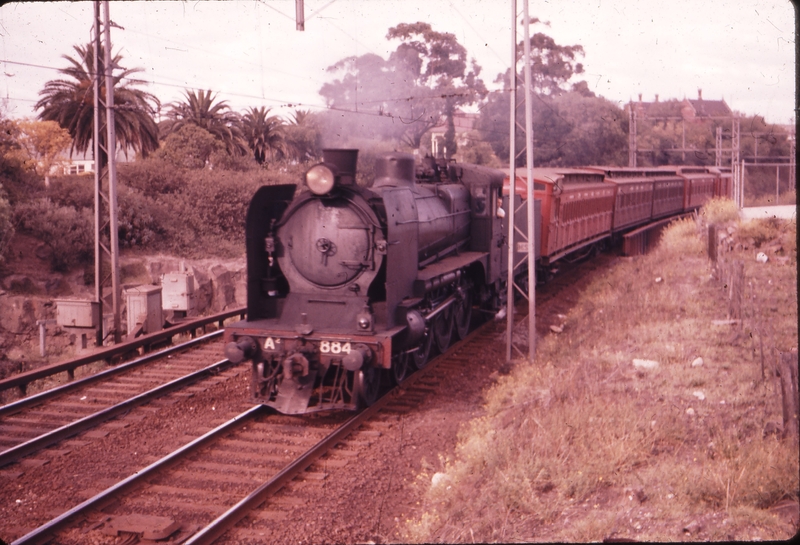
[319,340,352,355]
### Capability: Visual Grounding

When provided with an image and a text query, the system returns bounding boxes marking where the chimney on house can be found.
[698,88,702,100]
[655,94,659,102]
[638,93,642,102]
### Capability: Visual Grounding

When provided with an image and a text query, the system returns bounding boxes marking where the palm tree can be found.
[284,109,321,162]
[36,43,160,162]
[241,106,287,164]
[162,90,247,157]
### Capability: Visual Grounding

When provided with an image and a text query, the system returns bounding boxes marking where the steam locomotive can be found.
[223,148,731,414]
[223,149,527,414]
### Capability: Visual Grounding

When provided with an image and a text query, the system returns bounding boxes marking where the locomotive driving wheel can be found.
[453,283,473,340]
[357,366,382,407]
[433,306,453,354]
[392,351,414,384]
[412,325,433,369]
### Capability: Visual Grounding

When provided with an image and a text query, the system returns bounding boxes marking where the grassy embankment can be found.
[404,198,798,542]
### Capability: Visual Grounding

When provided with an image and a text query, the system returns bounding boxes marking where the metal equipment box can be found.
[161,271,195,312]
[55,299,100,329]
[125,285,163,336]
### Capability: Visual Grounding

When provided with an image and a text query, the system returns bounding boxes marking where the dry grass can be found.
[402,209,798,543]
[701,197,741,225]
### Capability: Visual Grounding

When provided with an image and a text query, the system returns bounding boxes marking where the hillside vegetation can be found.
[403,204,798,542]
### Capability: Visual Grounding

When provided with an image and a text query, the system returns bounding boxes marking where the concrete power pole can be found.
[92,0,122,345]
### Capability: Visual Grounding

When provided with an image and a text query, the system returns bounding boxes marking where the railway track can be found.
[5,317,500,545]
[0,332,236,469]
[3,255,612,544]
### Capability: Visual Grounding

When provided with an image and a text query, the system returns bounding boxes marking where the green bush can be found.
[47,175,94,209]
[737,217,782,248]
[118,158,186,196]
[14,199,93,271]
[155,124,222,170]
[658,217,704,256]
[117,187,170,249]
[700,197,739,225]
[169,169,261,241]
[0,184,13,266]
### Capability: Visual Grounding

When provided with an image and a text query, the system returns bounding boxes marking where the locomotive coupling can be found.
[225,336,257,364]
[283,352,310,380]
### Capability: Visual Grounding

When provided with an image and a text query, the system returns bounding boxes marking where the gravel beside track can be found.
[0,254,613,544]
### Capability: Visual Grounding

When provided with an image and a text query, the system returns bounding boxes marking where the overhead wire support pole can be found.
[295,0,305,31]
[93,1,103,347]
[522,0,536,361]
[505,0,516,363]
[505,0,537,363]
[102,0,122,344]
[92,0,122,345]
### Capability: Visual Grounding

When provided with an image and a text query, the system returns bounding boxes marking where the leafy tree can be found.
[35,43,160,165]
[455,132,503,167]
[0,115,38,203]
[0,117,27,177]
[519,22,585,96]
[546,92,628,166]
[284,109,321,162]
[16,119,72,186]
[162,90,247,157]
[477,90,627,167]
[0,183,12,267]
[155,124,222,169]
[475,20,602,167]
[13,199,93,271]
[385,22,487,152]
[319,23,487,152]
[241,107,287,164]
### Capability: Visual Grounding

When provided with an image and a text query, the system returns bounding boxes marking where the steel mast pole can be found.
[92,2,103,347]
[505,0,516,363]
[102,0,122,343]
[522,0,536,360]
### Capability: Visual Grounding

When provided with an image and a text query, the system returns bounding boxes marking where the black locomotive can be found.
[224,149,531,414]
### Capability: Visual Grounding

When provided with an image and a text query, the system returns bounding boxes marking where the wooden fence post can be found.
[777,351,799,441]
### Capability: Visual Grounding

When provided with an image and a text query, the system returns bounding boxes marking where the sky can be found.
[0,0,795,127]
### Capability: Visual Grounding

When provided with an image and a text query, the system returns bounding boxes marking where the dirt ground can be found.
[0,243,601,544]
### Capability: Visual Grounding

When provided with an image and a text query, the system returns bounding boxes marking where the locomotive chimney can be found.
[322,149,358,185]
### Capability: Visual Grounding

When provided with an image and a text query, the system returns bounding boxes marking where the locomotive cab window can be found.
[471,186,488,216]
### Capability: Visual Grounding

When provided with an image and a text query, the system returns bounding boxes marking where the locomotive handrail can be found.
[0,307,246,397]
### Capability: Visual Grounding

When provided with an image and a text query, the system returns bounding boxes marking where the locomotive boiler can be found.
[224,149,517,414]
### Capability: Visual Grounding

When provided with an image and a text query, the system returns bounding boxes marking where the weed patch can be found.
[403,214,798,542]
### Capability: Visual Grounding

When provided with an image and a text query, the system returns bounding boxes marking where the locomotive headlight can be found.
[306,163,336,195]
[356,304,373,332]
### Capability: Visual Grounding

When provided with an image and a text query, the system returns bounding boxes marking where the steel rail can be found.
[184,319,493,544]
[0,330,223,419]
[13,318,496,544]
[11,405,266,545]
[0,307,245,396]
[0,357,239,469]
[184,388,394,544]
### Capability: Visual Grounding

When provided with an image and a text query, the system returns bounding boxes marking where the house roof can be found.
[685,98,732,118]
